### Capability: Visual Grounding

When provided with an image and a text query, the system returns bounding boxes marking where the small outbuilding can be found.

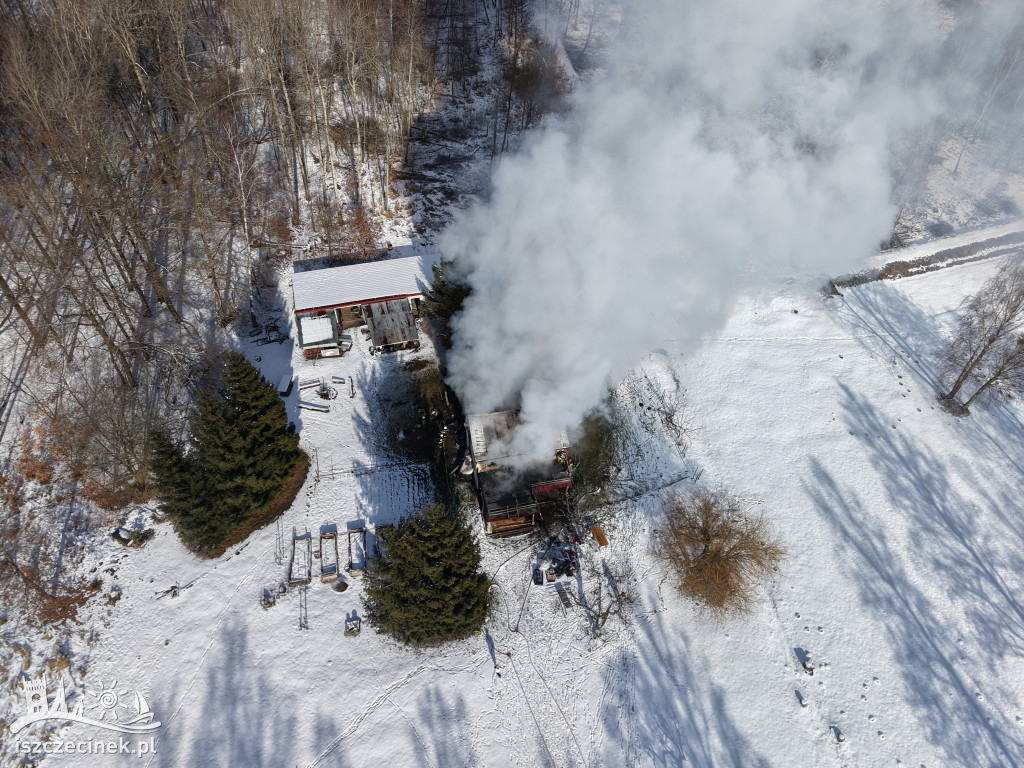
[291,253,438,358]
[297,315,340,357]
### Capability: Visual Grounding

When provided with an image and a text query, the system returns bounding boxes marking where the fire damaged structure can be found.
[464,411,572,537]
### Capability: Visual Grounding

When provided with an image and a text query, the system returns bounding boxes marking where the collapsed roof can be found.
[465,410,572,536]
[466,410,570,466]
[364,298,418,348]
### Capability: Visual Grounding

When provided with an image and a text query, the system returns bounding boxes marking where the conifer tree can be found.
[422,260,470,348]
[150,431,199,524]
[151,352,301,553]
[364,504,490,646]
[221,352,301,497]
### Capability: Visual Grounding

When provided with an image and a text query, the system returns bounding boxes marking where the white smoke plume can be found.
[439,0,1022,465]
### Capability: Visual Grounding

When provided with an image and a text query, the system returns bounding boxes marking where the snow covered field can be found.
[4,246,1019,767]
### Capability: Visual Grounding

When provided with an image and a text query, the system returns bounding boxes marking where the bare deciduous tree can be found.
[0,0,440,500]
[940,257,1024,412]
[567,556,634,638]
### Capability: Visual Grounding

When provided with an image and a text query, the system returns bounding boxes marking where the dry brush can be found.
[658,488,783,618]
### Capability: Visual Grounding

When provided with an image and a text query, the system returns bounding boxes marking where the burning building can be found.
[464,411,572,537]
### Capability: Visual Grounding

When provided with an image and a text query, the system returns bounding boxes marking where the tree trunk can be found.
[0,268,46,348]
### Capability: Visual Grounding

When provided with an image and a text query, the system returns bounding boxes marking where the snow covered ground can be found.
[670,261,1024,766]
[5,243,1021,767]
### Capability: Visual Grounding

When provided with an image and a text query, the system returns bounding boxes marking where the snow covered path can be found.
[31,256,1024,768]
[866,217,1024,270]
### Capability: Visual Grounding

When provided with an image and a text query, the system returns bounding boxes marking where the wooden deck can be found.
[486,515,536,538]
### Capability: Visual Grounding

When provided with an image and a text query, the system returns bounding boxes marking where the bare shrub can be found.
[659,488,783,617]
[266,215,292,242]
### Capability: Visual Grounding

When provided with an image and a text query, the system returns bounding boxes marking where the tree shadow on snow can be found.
[805,384,1024,766]
[349,354,415,465]
[599,610,770,767]
[345,355,439,526]
[149,621,348,768]
[955,395,1024,485]
[836,281,950,394]
[406,684,481,768]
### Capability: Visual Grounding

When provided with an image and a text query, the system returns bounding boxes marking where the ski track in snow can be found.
[307,662,430,768]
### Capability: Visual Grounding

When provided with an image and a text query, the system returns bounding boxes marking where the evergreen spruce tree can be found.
[151,352,301,554]
[364,504,490,646]
[221,352,301,500]
[422,260,470,348]
[188,387,245,549]
[150,431,200,536]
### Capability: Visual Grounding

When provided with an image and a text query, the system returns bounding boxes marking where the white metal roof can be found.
[299,315,335,346]
[292,254,438,314]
